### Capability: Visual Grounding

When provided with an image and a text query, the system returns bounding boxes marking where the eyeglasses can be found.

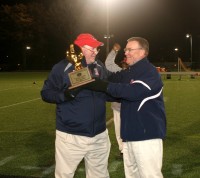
[83,47,100,54]
[124,48,142,53]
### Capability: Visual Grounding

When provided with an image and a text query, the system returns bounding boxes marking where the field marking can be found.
[0,98,41,110]
[0,85,39,92]
[0,117,114,176]
[109,160,123,173]
[77,167,84,172]
[19,160,122,176]
[0,156,15,166]
[21,166,42,170]
[0,117,113,133]
[164,96,168,102]
[106,118,114,126]
[42,164,55,175]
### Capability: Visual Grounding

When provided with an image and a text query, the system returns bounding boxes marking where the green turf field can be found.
[0,72,200,178]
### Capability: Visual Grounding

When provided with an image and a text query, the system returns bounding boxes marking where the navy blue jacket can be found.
[107,58,166,141]
[41,58,112,137]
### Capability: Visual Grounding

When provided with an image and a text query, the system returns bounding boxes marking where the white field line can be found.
[0,85,37,92]
[42,164,55,175]
[0,119,114,176]
[21,165,55,176]
[20,159,121,176]
[106,118,113,126]
[109,160,123,173]
[0,119,114,133]
[76,160,122,173]
[21,166,42,170]
[0,117,114,175]
[0,98,41,109]
[0,156,15,166]
[77,167,84,172]
[0,130,44,133]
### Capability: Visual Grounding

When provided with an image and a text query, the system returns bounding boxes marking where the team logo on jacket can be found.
[94,68,99,76]
[130,79,134,84]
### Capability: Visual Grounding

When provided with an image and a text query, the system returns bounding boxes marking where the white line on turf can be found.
[76,160,122,173]
[0,156,15,166]
[0,98,41,109]
[109,160,123,173]
[20,159,121,176]
[77,167,84,172]
[21,166,42,170]
[1,114,114,175]
[0,86,34,92]
[42,164,55,175]
[106,118,113,126]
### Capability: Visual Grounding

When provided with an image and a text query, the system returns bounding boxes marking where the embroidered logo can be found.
[130,79,134,84]
[94,68,99,76]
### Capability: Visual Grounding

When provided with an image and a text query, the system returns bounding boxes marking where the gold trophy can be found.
[66,44,94,89]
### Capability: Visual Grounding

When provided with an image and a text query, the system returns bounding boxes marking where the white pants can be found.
[123,139,163,178]
[55,130,111,178]
[113,109,123,152]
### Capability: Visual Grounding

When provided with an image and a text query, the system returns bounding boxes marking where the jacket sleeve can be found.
[40,67,67,104]
[107,77,163,102]
[105,50,122,72]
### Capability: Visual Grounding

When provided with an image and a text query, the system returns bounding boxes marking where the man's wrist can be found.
[113,48,118,53]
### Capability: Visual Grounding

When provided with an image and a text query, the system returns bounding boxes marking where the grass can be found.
[0,72,200,178]
[162,77,200,178]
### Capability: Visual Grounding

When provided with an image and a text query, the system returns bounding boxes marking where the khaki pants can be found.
[55,130,111,178]
[113,109,123,152]
[123,139,163,178]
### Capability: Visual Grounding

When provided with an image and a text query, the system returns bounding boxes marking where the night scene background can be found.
[0,0,200,71]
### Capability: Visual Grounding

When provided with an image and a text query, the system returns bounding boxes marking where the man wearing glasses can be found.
[83,37,166,178]
[41,33,113,178]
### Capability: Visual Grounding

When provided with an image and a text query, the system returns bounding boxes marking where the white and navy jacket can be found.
[41,57,113,137]
[107,58,167,141]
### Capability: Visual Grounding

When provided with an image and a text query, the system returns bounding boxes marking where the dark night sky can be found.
[1,0,200,63]
[57,0,200,62]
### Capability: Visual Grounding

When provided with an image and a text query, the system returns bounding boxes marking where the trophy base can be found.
[69,79,95,89]
[68,67,95,90]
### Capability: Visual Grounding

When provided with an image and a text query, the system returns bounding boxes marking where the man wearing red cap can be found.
[41,33,112,178]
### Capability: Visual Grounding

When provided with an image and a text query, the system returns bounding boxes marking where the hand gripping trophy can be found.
[66,44,94,89]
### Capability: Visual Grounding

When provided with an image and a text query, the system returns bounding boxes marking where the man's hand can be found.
[82,79,109,93]
[113,43,121,52]
[64,88,81,101]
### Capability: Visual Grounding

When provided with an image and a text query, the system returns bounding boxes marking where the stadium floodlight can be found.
[105,0,110,55]
[23,46,31,70]
[26,46,31,50]
[186,33,192,63]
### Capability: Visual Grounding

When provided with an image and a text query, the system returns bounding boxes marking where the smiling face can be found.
[81,45,99,64]
[124,41,146,66]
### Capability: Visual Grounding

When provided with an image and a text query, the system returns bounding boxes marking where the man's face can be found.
[124,41,146,66]
[81,45,99,64]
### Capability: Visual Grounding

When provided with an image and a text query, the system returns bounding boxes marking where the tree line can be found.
[0,0,91,70]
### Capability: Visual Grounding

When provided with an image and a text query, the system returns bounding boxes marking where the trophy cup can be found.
[66,44,95,89]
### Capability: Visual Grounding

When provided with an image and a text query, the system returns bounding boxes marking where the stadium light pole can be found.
[104,0,116,55]
[186,33,192,64]
[104,0,110,55]
[186,34,195,78]
[174,48,180,72]
[23,45,31,70]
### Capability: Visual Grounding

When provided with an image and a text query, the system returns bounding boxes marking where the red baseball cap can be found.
[74,33,104,48]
